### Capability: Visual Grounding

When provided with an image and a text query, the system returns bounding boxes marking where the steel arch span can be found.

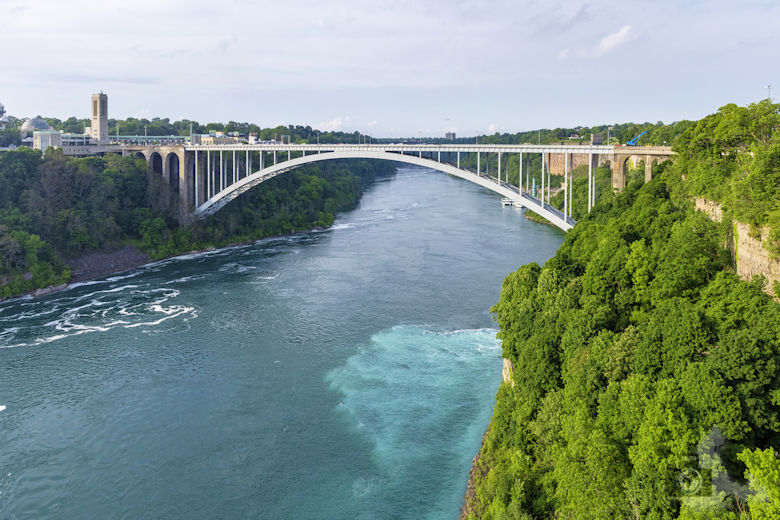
[193,150,575,231]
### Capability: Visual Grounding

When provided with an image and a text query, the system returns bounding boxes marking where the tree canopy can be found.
[464,103,780,518]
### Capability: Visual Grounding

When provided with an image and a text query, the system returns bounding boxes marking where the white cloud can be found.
[2,1,779,135]
[367,120,378,126]
[318,116,351,131]
[596,25,632,55]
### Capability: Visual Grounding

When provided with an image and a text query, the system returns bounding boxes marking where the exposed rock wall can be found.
[502,358,514,385]
[694,198,779,297]
[733,221,780,295]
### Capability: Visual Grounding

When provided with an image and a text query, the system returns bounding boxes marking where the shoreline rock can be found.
[32,283,68,298]
[460,431,489,520]
[460,358,513,519]
[1,227,335,303]
[67,244,153,283]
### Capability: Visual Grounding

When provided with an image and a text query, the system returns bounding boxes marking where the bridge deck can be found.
[183,143,673,156]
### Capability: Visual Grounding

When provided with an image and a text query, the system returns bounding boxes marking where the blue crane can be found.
[625,130,648,146]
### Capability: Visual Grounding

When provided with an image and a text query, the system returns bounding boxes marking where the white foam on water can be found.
[105,272,141,282]
[0,405,6,412]
[331,223,356,231]
[65,280,104,290]
[326,325,503,518]
[218,262,257,274]
[0,284,198,348]
[163,274,206,285]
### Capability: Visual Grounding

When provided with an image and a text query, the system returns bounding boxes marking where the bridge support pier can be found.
[645,155,653,183]
[540,153,544,202]
[568,153,573,217]
[162,156,171,185]
[563,153,568,217]
[519,153,523,192]
[178,151,192,211]
[611,154,627,191]
[588,153,596,212]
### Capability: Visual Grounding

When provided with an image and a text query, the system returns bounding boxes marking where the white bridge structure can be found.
[121,143,673,232]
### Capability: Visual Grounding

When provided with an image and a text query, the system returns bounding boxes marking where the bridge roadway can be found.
[76,142,673,232]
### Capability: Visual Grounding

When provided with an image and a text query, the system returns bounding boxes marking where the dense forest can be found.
[0,148,394,299]
[1,105,694,148]
[458,119,694,147]
[33,116,384,145]
[464,101,780,519]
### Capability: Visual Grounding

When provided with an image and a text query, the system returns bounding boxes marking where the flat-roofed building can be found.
[33,130,62,150]
[200,135,240,145]
[61,133,92,146]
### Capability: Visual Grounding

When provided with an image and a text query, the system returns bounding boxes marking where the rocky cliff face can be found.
[459,359,513,520]
[695,198,779,298]
[502,358,514,385]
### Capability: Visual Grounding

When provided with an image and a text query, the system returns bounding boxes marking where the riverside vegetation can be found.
[0,146,394,299]
[464,100,779,519]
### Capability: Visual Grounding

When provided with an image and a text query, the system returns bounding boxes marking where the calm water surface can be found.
[0,167,563,519]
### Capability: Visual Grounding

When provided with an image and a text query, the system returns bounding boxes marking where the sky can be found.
[2,0,778,137]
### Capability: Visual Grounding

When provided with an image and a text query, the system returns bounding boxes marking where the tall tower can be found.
[90,92,108,144]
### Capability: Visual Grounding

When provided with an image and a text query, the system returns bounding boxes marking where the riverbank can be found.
[459,171,780,517]
[68,244,152,283]
[0,225,339,303]
[0,153,397,303]
[0,245,157,303]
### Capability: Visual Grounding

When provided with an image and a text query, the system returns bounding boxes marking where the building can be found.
[33,129,62,150]
[591,133,603,145]
[61,133,92,146]
[198,135,240,145]
[84,92,108,144]
[445,132,456,141]
[19,116,51,136]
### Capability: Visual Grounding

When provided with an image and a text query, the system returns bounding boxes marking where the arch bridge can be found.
[126,143,673,232]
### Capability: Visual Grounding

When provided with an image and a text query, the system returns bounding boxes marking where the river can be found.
[0,166,563,519]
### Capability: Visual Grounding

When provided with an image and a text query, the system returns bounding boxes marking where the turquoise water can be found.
[0,167,563,518]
